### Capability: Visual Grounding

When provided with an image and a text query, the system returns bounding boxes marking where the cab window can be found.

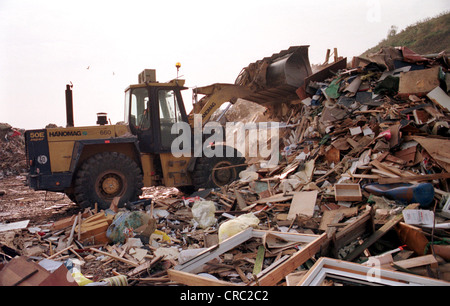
[129,87,151,130]
[158,89,183,149]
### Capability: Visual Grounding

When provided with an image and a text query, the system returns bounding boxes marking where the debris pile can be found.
[1,46,450,287]
[0,123,27,178]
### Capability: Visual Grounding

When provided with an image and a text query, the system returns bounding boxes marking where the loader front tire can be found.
[192,146,246,190]
[74,152,143,210]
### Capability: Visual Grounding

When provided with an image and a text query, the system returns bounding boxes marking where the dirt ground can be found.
[0,175,182,283]
[0,175,79,225]
[0,175,180,226]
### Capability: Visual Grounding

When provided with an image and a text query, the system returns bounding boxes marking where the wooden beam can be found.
[255,233,328,286]
[90,248,139,267]
[344,204,419,261]
[393,254,438,270]
[167,269,237,286]
[378,172,450,184]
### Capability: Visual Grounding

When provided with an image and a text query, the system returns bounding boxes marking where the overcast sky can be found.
[1,0,449,130]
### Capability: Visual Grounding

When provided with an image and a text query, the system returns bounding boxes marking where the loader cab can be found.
[124,78,189,153]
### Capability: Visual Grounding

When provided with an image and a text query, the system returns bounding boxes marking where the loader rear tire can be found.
[74,152,143,210]
[192,145,246,190]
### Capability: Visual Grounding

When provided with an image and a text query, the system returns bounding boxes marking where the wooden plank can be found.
[287,190,318,219]
[394,222,429,256]
[255,193,293,204]
[66,215,78,247]
[344,204,419,261]
[378,172,450,184]
[0,257,50,286]
[128,256,164,277]
[90,248,139,267]
[370,160,403,176]
[0,220,29,232]
[256,233,328,286]
[333,207,374,251]
[234,190,247,210]
[393,254,438,270]
[51,215,76,230]
[320,207,358,231]
[168,269,238,286]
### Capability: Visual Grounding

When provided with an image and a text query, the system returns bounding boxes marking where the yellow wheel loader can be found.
[24,46,312,209]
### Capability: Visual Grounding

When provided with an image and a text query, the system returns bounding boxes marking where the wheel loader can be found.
[24,46,312,209]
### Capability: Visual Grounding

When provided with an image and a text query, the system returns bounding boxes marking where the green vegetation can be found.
[362,11,450,57]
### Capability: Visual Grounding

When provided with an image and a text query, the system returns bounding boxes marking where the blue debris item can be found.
[310,88,324,106]
[363,182,435,208]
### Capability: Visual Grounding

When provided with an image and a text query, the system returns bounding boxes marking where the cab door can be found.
[155,87,189,152]
[127,86,155,153]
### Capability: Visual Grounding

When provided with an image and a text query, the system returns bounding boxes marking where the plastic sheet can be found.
[218,213,260,242]
[191,200,217,229]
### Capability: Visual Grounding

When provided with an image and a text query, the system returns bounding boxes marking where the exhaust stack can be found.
[65,84,74,127]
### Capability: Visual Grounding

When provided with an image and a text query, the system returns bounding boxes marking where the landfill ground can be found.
[1,45,450,287]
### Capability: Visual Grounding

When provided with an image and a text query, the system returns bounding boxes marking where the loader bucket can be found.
[235,45,312,104]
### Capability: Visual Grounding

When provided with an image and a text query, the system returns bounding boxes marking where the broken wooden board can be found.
[393,254,438,270]
[0,256,50,286]
[394,222,429,256]
[0,220,29,233]
[411,136,450,172]
[255,193,293,204]
[330,207,375,258]
[378,172,450,184]
[319,207,358,231]
[287,190,318,220]
[75,212,114,244]
[263,232,302,254]
[398,66,440,98]
[344,204,419,261]
[168,228,324,286]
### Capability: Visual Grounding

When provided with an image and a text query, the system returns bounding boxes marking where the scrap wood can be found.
[254,233,328,286]
[287,190,318,219]
[344,204,419,261]
[74,212,114,244]
[378,172,450,184]
[330,207,375,257]
[393,254,438,270]
[90,247,139,267]
[168,269,238,286]
[127,255,165,277]
[412,136,450,172]
[66,215,78,247]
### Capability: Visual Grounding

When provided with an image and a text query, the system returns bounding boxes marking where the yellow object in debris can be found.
[152,229,171,242]
[72,270,93,286]
[102,275,128,286]
[218,213,260,243]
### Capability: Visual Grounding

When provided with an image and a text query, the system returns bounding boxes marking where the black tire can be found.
[192,145,246,189]
[73,152,143,210]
